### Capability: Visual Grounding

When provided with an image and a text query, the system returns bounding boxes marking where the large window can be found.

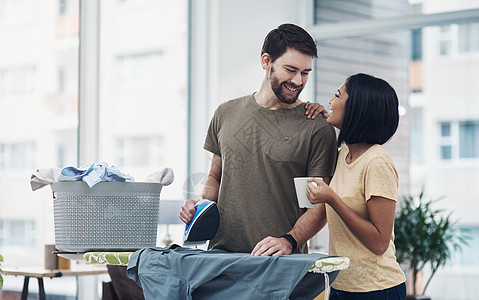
[312,0,411,195]
[0,0,80,295]
[99,0,188,200]
[309,1,479,298]
[1,0,188,297]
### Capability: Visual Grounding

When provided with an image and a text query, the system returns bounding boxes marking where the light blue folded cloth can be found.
[58,162,134,188]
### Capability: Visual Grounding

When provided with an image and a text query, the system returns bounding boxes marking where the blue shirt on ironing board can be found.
[127,245,339,300]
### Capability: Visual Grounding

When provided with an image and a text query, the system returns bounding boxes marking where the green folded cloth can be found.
[309,256,350,273]
[84,252,133,266]
[308,256,350,300]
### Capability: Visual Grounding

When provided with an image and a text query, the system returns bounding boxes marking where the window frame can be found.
[437,120,479,161]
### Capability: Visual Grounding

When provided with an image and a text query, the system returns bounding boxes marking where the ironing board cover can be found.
[84,247,349,300]
[84,252,132,265]
[83,251,350,273]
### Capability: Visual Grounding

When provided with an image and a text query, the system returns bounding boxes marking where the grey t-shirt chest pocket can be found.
[264,133,299,162]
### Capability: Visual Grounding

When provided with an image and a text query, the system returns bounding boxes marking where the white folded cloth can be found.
[146,168,174,186]
[30,167,61,191]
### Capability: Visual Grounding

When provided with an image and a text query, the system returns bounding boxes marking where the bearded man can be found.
[180,23,337,255]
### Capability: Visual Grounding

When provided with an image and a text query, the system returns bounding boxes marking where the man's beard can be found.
[270,66,303,104]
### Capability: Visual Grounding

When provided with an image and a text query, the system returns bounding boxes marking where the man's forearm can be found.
[199,154,222,202]
[200,175,220,202]
[289,204,327,247]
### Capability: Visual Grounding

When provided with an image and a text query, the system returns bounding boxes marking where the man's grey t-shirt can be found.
[204,94,337,253]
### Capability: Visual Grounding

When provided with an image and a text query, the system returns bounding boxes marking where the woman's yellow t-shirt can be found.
[327,144,406,292]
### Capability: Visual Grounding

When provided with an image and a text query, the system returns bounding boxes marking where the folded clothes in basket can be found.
[58,162,134,188]
[31,164,174,191]
[30,167,61,191]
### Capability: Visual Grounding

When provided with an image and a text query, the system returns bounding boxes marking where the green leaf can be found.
[0,253,3,290]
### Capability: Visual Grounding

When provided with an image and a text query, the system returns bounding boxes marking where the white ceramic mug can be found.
[294,177,322,208]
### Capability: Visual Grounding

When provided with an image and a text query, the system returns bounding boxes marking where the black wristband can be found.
[280,234,297,253]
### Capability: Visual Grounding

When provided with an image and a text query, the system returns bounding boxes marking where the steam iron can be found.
[183,198,220,245]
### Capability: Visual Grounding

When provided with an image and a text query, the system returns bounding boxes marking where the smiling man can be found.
[180,23,338,255]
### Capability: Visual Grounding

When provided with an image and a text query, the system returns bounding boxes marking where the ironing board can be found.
[82,247,349,300]
[83,251,349,273]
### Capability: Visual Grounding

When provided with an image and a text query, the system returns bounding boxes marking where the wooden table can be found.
[3,265,108,300]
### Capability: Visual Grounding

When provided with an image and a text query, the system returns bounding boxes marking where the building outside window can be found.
[0,0,36,26]
[408,1,479,299]
[452,226,479,267]
[0,220,36,248]
[116,136,165,168]
[439,121,453,160]
[439,25,453,56]
[0,68,35,98]
[459,120,479,158]
[458,22,479,53]
[438,120,479,160]
[0,143,35,170]
[437,22,479,57]
[116,52,165,91]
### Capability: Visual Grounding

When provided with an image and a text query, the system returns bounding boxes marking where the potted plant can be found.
[394,191,469,299]
[0,254,4,290]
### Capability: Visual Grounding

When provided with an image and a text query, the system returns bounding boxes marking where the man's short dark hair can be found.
[338,73,399,146]
[261,23,318,61]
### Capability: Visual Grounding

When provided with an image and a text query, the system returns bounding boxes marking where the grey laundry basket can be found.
[51,181,163,252]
